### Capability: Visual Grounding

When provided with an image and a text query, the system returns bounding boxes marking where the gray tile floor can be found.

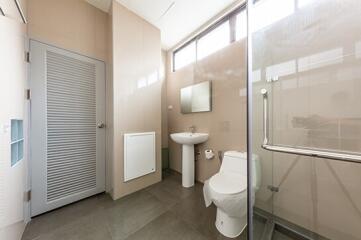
[22,170,248,240]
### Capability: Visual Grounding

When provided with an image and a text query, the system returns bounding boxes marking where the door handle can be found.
[97,123,105,129]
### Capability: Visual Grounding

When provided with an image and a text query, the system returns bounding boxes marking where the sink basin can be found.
[170,132,209,188]
[170,132,209,145]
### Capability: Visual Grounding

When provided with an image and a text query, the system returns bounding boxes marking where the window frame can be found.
[172,38,197,72]
[172,3,246,72]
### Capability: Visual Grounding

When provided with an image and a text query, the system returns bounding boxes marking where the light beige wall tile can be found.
[111,1,162,199]
[105,8,113,194]
[27,0,108,61]
[161,51,168,148]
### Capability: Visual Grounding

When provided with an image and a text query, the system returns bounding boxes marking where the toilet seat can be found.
[209,172,247,195]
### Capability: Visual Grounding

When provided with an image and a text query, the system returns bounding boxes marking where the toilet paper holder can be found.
[204,150,225,162]
[205,149,215,159]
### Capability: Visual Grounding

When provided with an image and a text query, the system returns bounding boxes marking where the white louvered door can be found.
[30,40,105,216]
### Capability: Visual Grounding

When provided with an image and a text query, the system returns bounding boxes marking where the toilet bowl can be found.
[203,151,261,238]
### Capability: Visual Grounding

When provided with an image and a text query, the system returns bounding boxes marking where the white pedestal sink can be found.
[170,132,209,188]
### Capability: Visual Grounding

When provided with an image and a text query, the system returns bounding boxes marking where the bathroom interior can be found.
[1,0,361,240]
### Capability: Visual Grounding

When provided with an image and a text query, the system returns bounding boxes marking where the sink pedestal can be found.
[170,132,209,188]
[182,144,195,188]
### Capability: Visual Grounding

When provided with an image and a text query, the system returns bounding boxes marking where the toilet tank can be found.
[220,151,247,176]
[220,151,261,190]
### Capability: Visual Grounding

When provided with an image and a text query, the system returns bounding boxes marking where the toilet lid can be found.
[209,172,247,195]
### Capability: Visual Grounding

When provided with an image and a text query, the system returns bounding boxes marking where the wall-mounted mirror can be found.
[180,81,212,114]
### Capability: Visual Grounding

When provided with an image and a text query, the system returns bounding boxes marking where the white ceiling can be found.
[116,0,240,50]
[85,0,111,13]
[86,0,241,50]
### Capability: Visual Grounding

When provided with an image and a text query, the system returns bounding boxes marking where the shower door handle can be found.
[260,89,361,164]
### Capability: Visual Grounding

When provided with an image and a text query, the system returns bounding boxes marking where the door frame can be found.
[27,39,107,217]
[24,36,31,224]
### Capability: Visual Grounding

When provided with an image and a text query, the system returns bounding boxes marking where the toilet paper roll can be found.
[205,149,215,160]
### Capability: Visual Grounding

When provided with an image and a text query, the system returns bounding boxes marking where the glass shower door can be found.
[248,0,361,239]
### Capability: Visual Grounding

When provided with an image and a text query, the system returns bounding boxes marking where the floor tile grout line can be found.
[121,210,174,240]
[23,171,221,240]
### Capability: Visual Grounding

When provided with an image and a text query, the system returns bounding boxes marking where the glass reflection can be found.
[249,0,361,239]
[137,71,159,89]
[253,0,294,32]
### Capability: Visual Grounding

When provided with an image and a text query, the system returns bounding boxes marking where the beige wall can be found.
[252,0,361,239]
[0,1,28,239]
[111,1,162,199]
[105,6,114,193]
[166,40,247,183]
[27,0,108,62]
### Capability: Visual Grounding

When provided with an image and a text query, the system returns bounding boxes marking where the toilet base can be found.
[215,208,247,238]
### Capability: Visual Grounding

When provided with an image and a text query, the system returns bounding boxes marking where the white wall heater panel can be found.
[124,132,156,182]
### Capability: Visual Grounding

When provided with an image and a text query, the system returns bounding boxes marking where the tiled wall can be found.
[27,0,109,62]
[161,51,169,169]
[111,1,162,199]
[166,40,247,183]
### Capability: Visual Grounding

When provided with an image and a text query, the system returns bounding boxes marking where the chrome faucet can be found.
[189,125,196,133]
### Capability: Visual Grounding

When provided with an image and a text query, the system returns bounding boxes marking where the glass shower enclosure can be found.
[247,0,361,239]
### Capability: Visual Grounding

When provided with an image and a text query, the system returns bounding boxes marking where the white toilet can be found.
[203,151,261,238]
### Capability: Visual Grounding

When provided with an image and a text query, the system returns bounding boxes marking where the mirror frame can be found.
[180,81,212,114]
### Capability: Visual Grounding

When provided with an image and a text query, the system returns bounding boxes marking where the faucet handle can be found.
[189,125,196,133]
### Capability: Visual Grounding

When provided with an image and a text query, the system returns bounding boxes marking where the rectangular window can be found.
[236,10,247,40]
[173,41,196,71]
[11,119,24,166]
[197,21,230,60]
[172,4,246,71]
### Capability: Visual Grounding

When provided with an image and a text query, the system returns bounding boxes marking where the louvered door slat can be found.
[46,51,97,202]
